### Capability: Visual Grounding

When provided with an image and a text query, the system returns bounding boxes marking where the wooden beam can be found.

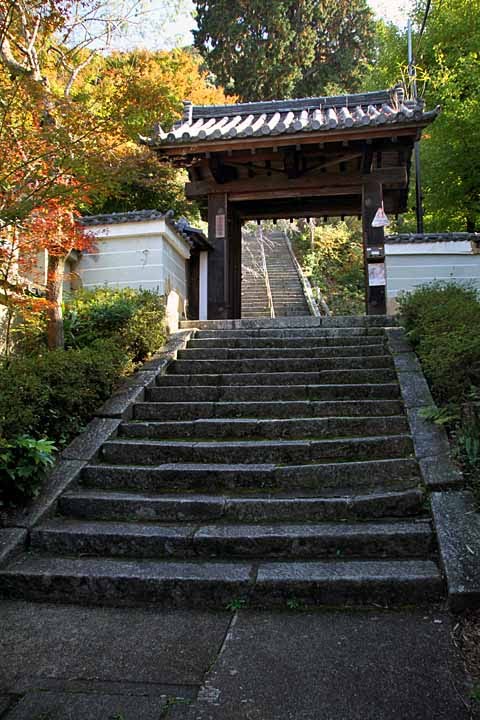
[229,186,363,202]
[185,167,407,199]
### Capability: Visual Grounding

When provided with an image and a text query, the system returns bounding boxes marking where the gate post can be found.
[207,193,230,319]
[362,179,387,315]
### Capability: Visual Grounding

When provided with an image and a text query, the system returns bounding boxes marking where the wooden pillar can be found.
[362,179,387,315]
[207,193,230,319]
[229,210,242,319]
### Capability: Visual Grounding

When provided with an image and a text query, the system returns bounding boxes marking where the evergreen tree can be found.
[193,0,375,101]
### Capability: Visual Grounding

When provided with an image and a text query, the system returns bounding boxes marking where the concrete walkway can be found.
[0,601,474,720]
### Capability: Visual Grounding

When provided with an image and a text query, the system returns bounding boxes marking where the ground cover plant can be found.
[398,282,480,503]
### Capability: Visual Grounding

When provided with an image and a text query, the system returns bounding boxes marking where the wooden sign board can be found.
[368,263,386,287]
[215,213,225,238]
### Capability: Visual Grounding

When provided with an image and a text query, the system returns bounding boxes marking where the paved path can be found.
[0,601,474,719]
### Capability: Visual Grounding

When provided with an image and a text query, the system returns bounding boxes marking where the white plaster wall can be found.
[199,251,208,320]
[76,219,190,301]
[385,241,480,313]
[162,238,187,298]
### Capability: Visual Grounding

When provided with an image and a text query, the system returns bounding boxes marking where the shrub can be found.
[398,282,480,403]
[64,287,166,362]
[0,436,56,507]
[0,339,129,445]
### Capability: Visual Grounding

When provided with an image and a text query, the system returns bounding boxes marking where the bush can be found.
[0,339,129,445]
[398,282,480,403]
[64,287,166,362]
[0,436,56,507]
[1,288,167,510]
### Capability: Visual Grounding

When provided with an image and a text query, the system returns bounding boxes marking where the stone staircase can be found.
[241,232,271,318]
[0,317,444,608]
[264,231,310,317]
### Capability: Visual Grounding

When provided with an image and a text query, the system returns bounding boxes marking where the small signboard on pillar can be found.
[215,210,226,239]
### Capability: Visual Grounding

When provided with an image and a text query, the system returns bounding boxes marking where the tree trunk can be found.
[46,253,65,350]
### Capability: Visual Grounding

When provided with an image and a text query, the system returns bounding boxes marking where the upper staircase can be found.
[263,231,310,317]
[0,316,443,608]
[241,232,272,318]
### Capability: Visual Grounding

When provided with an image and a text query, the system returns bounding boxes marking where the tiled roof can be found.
[80,209,170,226]
[385,232,480,244]
[144,86,439,148]
[80,210,210,249]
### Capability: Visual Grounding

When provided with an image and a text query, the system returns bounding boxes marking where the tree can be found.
[0,0,179,348]
[193,0,375,101]
[77,47,232,216]
[361,1,480,232]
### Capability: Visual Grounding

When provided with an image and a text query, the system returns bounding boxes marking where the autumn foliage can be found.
[0,1,231,351]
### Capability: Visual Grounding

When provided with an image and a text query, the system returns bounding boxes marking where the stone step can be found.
[169,356,394,375]
[30,519,434,560]
[180,316,393,330]
[146,383,401,403]
[100,434,413,465]
[241,304,270,308]
[241,313,271,317]
[187,337,386,349]
[241,299,270,304]
[133,399,405,421]
[0,556,443,607]
[119,415,409,441]
[178,344,387,359]
[274,310,311,317]
[157,369,397,387]
[82,457,420,493]
[194,327,384,339]
[59,487,426,523]
[241,308,270,312]
[268,286,305,291]
[240,312,271,317]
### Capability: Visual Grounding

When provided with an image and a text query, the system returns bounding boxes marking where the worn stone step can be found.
[0,555,251,607]
[178,344,387,360]
[241,307,270,312]
[30,519,434,560]
[59,487,426,524]
[194,327,384,339]
[241,313,271,318]
[241,301,270,306]
[0,556,443,607]
[251,559,443,606]
[188,336,385,349]
[146,383,401,403]
[100,434,413,466]
[158,369,397,387]
[120,415,409,441]
[187,339,387,353]
[274,310,310,317]
[169,357,393,375]
[180,316,392,330]
[82,457,420,494]
[133,399,405,421]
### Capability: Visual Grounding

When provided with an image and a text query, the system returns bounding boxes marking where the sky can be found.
[152,0,414,51]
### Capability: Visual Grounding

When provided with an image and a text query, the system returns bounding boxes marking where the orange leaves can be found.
[21,190,97,259]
